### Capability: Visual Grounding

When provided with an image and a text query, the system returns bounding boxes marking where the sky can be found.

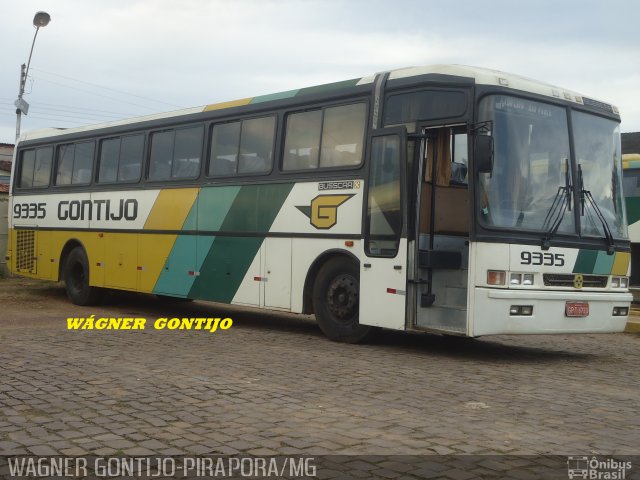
[1,0,639,145]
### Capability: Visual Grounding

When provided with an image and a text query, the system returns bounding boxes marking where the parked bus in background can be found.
[7,65,632,342]
[622,153,640,285]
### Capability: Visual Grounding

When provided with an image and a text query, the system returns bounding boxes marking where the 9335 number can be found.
[13,202,46,219]
[521,251,565,267]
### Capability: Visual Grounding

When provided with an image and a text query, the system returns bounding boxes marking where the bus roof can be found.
[18,64,616,143]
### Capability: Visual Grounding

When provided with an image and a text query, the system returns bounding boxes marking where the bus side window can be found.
[56,144,75,185]
[149,130,174,181]
[209,122,241,176]
[238,116,275,174]
[283,110,322,170]
[451,132,468,185]
[282,103,366,171]
[209,116,276,176]
[319,103,366,168]
[99,138,120,183]
[55,142,94,186]
[19,149,36,188]
[118,134,144,182]
[72,142,94,184]
[172,126,203,179]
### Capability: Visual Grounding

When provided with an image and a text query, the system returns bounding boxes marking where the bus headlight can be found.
[510,305,533,316]
[510,273,521,285]
[612,306,629,316]
[611,277,629,289]
[522,274,534,285]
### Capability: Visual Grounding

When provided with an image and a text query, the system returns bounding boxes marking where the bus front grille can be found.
[543,274,607,288]
[16,230,36,273]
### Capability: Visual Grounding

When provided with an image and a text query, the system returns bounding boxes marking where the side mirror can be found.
[474,135,494,174]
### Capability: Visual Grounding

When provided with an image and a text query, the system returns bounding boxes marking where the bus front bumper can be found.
[471,287,632,336]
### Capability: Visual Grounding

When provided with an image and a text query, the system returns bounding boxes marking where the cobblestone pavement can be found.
[0,278,639,465]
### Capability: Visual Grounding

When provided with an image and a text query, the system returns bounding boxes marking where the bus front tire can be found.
[64,247,99,306]
[313,258,372,343]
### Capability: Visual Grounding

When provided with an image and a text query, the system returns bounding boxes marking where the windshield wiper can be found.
[541,158,572,250]
[578,165,615,255]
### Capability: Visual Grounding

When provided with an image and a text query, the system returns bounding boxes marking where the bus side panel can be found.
[231,243,262,307]
[138,233,180,293]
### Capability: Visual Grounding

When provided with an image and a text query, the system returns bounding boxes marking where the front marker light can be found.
[523,274,534,285]
[613,306,629,316]
[487,270,506,286]
[520,305,533,316]
[510,273,522,285]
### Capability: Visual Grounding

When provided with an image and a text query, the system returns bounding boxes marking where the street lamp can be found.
[15,11,51,142]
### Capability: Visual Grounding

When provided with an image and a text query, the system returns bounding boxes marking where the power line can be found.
[30,67,184,109]
[0,97,141,118]
[30,77,171,112]
[0,101,126,121]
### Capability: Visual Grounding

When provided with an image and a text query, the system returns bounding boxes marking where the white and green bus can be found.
[8,64,631,342]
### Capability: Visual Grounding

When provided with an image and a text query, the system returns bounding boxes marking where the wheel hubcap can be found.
[327,273,358,322]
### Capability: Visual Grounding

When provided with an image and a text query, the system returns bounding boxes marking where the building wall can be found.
[0,192,6,276]
[0,144,13,276]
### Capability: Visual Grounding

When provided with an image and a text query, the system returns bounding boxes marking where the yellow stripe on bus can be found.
[144,188,199,231]
[612,251,631,276]
[203,98,252,112]
[138,234,179,293]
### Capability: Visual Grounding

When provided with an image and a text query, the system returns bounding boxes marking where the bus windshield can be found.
[572,111,627,239]
[478,95,627,239]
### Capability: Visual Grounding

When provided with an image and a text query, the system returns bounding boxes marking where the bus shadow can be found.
[37,284,597,364]
[367,328,597,363]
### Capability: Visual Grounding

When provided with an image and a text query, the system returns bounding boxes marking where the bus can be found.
[7,64,632,342]
[622,153,640,285]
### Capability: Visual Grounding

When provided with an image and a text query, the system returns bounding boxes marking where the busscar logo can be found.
[296,194,354,230]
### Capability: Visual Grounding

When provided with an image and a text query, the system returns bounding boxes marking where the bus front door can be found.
[359,128,408,331]
[413,126,471,335]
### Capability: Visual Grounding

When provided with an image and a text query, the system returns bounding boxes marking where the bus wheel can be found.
[64,247,99,306]
[313,258,372,343]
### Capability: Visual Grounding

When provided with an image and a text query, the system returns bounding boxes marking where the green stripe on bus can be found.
[188,183,294,302]
[152,186,241,295]
[189,236,263,303]
[153,236,196,296]
[251,90,299,104]
[625,197,640,225]
[297,78,361,97]
[572,249,598,274]
[592,250,615,275]
[197,185,242,231]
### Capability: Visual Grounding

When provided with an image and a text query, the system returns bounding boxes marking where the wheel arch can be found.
[58,238,87,281]
[301,248,360,314]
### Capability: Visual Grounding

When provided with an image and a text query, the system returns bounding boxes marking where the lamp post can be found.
[15,11,51,142]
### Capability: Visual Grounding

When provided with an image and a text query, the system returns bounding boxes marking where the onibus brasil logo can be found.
[567,456,632,479]
[296,194,354,230]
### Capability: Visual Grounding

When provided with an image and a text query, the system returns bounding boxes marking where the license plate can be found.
[566,302,589,317]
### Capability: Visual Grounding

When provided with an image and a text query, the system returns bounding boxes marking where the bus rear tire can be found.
[64,247,99,306]
[313,257,372,343]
